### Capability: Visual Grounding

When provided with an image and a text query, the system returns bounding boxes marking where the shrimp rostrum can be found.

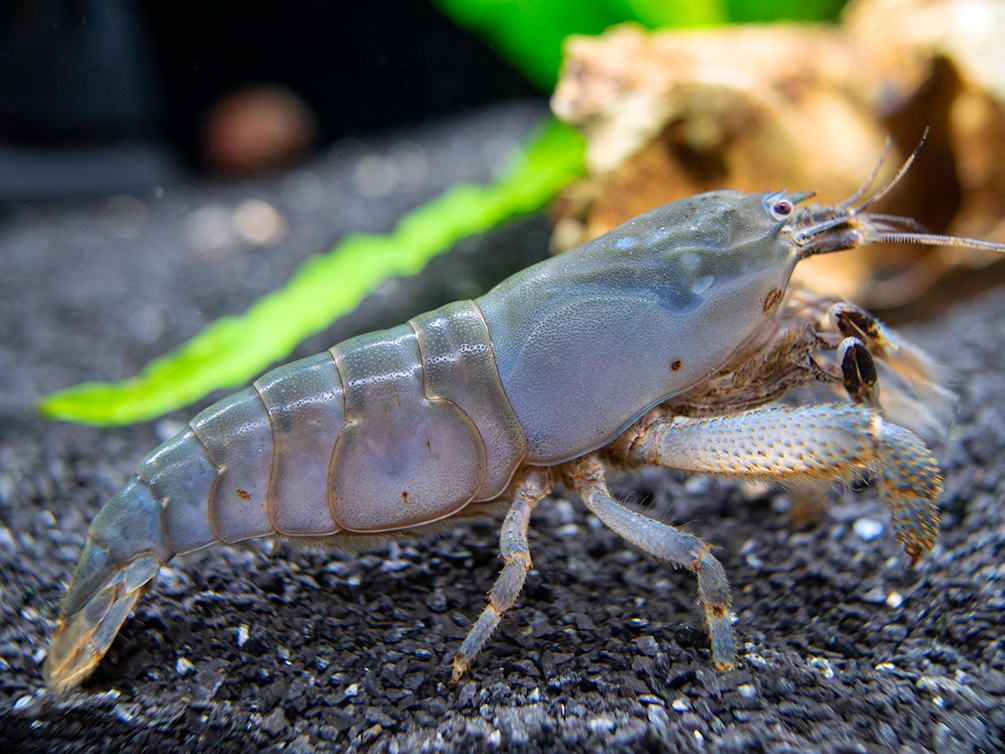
[45,141,1005,693]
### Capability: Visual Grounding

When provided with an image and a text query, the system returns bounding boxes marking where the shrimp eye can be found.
[770,199,794,219]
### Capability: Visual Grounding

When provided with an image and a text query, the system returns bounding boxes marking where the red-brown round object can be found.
[202,84,319,176]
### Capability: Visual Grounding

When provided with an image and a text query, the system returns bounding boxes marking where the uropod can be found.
[45,139,1005,693]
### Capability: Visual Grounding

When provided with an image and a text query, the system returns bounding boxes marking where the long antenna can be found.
[861,231,1005,253]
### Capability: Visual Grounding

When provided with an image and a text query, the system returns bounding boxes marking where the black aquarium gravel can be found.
[1,102,1004,754]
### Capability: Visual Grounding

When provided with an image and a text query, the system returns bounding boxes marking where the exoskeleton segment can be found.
[44,137,1005,693]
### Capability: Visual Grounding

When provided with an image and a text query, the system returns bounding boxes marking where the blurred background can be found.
[0,0,544,198]
[0,0,853,197]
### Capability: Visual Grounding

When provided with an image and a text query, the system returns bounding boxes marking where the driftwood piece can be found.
[551,0,1005,306]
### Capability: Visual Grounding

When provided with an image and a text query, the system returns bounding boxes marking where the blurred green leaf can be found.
[726,0,847,23]
[39,118,585,426]
[431,0,729,89]
[432,0,843,88]
[625,0,727,29]
[430,0,625,89]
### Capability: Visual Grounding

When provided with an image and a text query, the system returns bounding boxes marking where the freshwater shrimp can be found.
[45,137,1005,693]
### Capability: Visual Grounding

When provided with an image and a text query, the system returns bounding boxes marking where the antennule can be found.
[853,127,930,215]
[837,136,895,212]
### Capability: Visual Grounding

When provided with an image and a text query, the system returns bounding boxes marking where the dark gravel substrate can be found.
[1,102,1004,754]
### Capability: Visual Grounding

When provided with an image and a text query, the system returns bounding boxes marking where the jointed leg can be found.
[564,456,736,670]
[831,302,951,397]
[625,403,941,564]
[830,301,957,435]
[837,336,880,407]
[452,467,552,682]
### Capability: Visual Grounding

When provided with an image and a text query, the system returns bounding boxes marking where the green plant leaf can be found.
[726,0,847,23]
[39,117,585,426]
[430,0,846,90]
[431,0,730,89]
